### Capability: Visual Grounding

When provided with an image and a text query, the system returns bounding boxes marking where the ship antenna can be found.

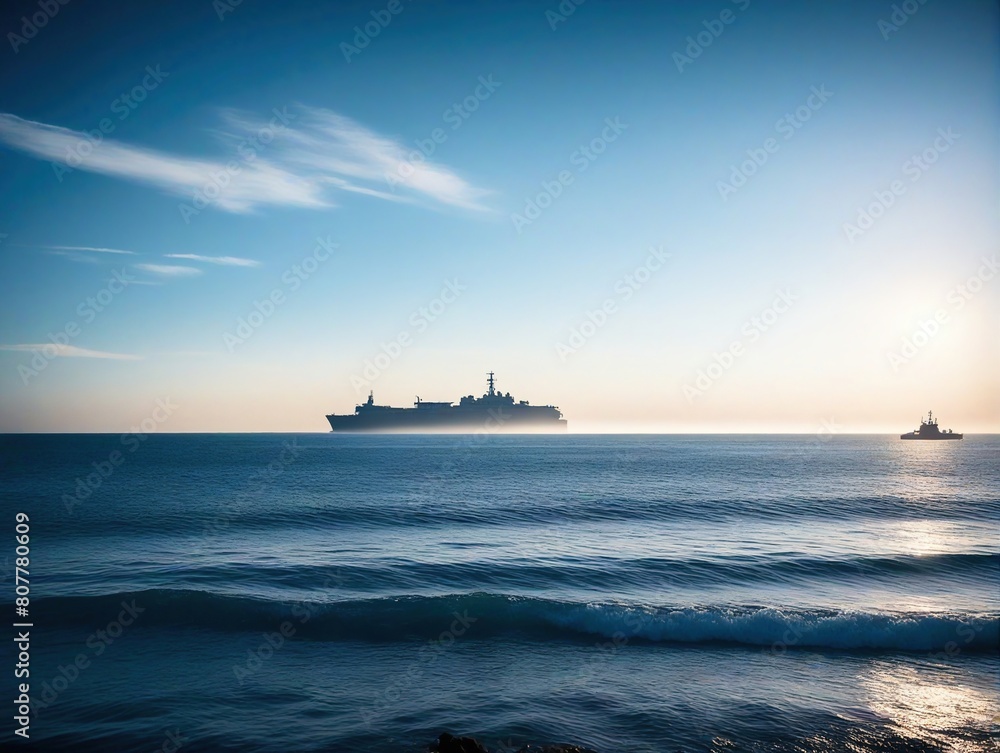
[487,371,495,396]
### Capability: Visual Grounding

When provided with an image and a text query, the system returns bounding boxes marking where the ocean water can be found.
[2,434,998,752]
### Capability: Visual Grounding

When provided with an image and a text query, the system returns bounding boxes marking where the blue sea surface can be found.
[2,434,998,752]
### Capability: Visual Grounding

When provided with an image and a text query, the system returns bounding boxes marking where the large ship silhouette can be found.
[900,411,963,440]
[326,372,567,432]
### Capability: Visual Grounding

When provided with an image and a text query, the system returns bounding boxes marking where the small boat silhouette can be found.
[900,411,963,440]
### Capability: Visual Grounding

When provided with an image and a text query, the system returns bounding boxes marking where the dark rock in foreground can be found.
[432,732,489,753]
[431,732,599,753]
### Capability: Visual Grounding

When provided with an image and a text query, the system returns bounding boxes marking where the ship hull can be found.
[900,433,963,440]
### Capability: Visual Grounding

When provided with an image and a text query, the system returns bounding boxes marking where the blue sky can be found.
[0,0,997,432]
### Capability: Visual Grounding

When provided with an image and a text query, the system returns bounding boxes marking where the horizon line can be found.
[1,431,997,436]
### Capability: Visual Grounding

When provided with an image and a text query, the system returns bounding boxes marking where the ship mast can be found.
[487,371,496,396]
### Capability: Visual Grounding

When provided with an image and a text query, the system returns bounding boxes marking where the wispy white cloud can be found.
[229,107,492,210]
[41,244,138,264]
[0,108,491,213]
[151,350,224,357]
[134,263,202,277]
[163,253,261,267]
[0,344,141,360]
[0,114,325,213]
[33,245,259,271]
[45,245,137,255]
[46,250,104,264]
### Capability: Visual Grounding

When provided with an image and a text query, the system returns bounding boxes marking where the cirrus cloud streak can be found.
[164,254,260,267]
[0,344,141,360]
[0,108,491,213]
[134,263,202,277]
